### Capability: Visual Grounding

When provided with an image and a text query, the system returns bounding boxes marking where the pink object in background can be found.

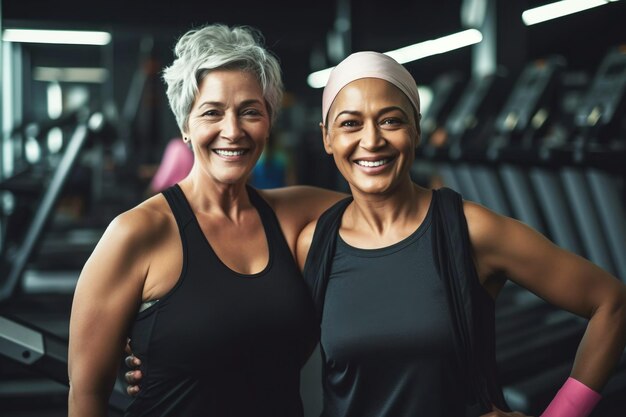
[149,138,194,192]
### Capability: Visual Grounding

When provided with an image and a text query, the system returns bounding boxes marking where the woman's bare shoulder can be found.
[106,194,174,247]
[461,199,507,248]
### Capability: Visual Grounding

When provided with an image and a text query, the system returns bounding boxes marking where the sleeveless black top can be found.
[124,185,318,417]
[303,188,508,417]
[321,199,466,416]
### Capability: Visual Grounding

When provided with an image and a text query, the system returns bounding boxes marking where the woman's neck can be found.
[179,173,252,220]
[345,178,430,237]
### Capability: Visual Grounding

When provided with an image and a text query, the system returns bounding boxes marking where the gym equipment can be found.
[448,72,513,216]
[419,72,466,152]
[0,30,192,413]
[413,72,465,189]
[0,314,130,413]
[0,111,106,302]
[0,111,131,414]
[490,56,567,234]
[488,56,590,256]
[568,46,626,281]
[438,71,511,211]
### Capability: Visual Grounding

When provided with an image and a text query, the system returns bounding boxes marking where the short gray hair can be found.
[163,24,284,132]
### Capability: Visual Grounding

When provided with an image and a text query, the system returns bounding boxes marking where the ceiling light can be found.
[386,29,483,65]
[307,68,335,90]
[308,29,483,89]
[2,29,111,46]
[33,67,109,83]
[522,0,616,26]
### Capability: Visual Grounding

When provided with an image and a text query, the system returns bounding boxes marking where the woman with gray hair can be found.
[68,24,343,416]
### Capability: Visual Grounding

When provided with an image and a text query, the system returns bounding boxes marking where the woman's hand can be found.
[124,341,143,396]
[480,405,533,417]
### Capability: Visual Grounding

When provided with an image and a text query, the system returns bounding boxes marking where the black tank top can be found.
[124,184,318,417]
[304,188,508,416]
[320,198,466,417]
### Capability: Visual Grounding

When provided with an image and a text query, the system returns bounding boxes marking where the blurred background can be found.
[0,0,625,416]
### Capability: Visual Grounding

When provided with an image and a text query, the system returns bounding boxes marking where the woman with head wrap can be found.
[295,51,626,417]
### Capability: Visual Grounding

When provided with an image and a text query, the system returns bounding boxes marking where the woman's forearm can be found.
[570,291,626,391]
[68,386,109,417]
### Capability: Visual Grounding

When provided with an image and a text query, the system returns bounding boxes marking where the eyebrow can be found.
[239,99,264,107]
[333,110,361,122]
[196,99,264,110]
[333,106,409,122]
[378,106,410,118]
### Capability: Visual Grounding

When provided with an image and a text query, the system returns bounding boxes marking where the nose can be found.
[220,113,243,142]
[359,121,385,151]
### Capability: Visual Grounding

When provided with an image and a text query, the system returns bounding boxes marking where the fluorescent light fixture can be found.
[2,29,111,45]
[522,0,616,26]
[307,29,483,88]
[34,67,109,83]
[307,68,335,90]
[386,29,483,64]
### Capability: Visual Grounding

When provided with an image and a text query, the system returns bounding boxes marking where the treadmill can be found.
[0,111,130,414]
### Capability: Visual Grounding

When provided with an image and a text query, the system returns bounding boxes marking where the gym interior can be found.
[0,0,625,416]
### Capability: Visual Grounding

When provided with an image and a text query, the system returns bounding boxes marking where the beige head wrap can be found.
[322,51,420,125]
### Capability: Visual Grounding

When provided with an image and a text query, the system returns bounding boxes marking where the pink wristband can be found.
[540,377,601,417]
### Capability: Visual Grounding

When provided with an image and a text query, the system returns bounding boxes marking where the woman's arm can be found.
[68,210,150,416]
[262,186,347,251]
[465,201,626,391]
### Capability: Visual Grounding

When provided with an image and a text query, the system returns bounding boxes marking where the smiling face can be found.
[322,77,420,197]
[184,69,270,186]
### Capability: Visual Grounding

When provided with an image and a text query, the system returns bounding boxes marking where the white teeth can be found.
[215,149,246,157]
[356,159,388,167]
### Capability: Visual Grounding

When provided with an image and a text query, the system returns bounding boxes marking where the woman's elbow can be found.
[67,362,116,417]
[68,384,109,417]
[599,284,626,329]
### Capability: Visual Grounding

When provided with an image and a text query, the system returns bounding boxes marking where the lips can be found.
[213,149,248,157]
[355,159,389,167]
[353,155,396,168]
